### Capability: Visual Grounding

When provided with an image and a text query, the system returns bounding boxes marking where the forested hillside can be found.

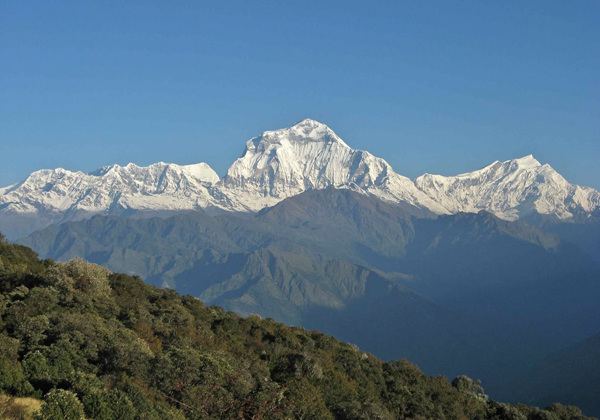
[0,234,595,420]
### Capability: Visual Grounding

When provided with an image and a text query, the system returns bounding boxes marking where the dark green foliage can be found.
[0,335,33,396]
[0,237,595,420]
[34,389,84,420]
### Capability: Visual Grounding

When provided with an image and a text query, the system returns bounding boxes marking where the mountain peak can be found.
[247,118,348,150]
[87,161,219,183]
[511,154,541,170]
[222,119,436,208]
[451,155,542,179]
[293,118,327,128]
[414,153,600,221]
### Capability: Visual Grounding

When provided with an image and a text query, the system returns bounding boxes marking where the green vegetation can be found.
[34,389,84,420]
[0,233,595,420]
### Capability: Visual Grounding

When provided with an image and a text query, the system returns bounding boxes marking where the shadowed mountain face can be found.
[20,188,600,329]
[18,188,600,405]
[544,216,600,263]
[175,248,381,325]
[510,331,600,416]
[403,213,600,342]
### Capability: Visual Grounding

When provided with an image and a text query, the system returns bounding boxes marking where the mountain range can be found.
[3,119,600,414]
[2,119,599,245]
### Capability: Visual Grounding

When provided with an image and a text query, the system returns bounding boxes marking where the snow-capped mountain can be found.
[0,161,228,239]
[221,118,445,213]
[414,155,600,222]
[1,118,599,239]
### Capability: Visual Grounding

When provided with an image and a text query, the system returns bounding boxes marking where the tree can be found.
[0,334,32,396]
[451,375,486,399]
[34,389,84,420]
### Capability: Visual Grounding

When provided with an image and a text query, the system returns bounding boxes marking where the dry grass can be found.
[0,395,41,420]
[11,397,41,415]
[11,397,40,412]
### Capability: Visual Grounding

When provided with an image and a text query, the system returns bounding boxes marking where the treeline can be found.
[0,234,594,420]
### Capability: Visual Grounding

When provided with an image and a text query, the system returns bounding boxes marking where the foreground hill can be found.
[0,235,595,420]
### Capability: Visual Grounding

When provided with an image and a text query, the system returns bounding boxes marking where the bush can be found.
[34,389,84,420]
[61,258,111,297]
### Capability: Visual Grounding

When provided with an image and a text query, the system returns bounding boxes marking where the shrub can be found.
[34,389,84,420]
[61,258,111,297]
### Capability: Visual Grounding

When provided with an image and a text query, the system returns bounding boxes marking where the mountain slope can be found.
[512,331,600,416]
[235,187,421,267]
[176,247,385,324]
[404,212,600,344]
[545,212,600,262]
[18,211,242,288]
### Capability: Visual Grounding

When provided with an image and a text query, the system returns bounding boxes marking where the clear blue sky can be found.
[1,1,599,189]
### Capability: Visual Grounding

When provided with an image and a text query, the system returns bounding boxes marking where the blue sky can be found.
[1,1,599,188]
